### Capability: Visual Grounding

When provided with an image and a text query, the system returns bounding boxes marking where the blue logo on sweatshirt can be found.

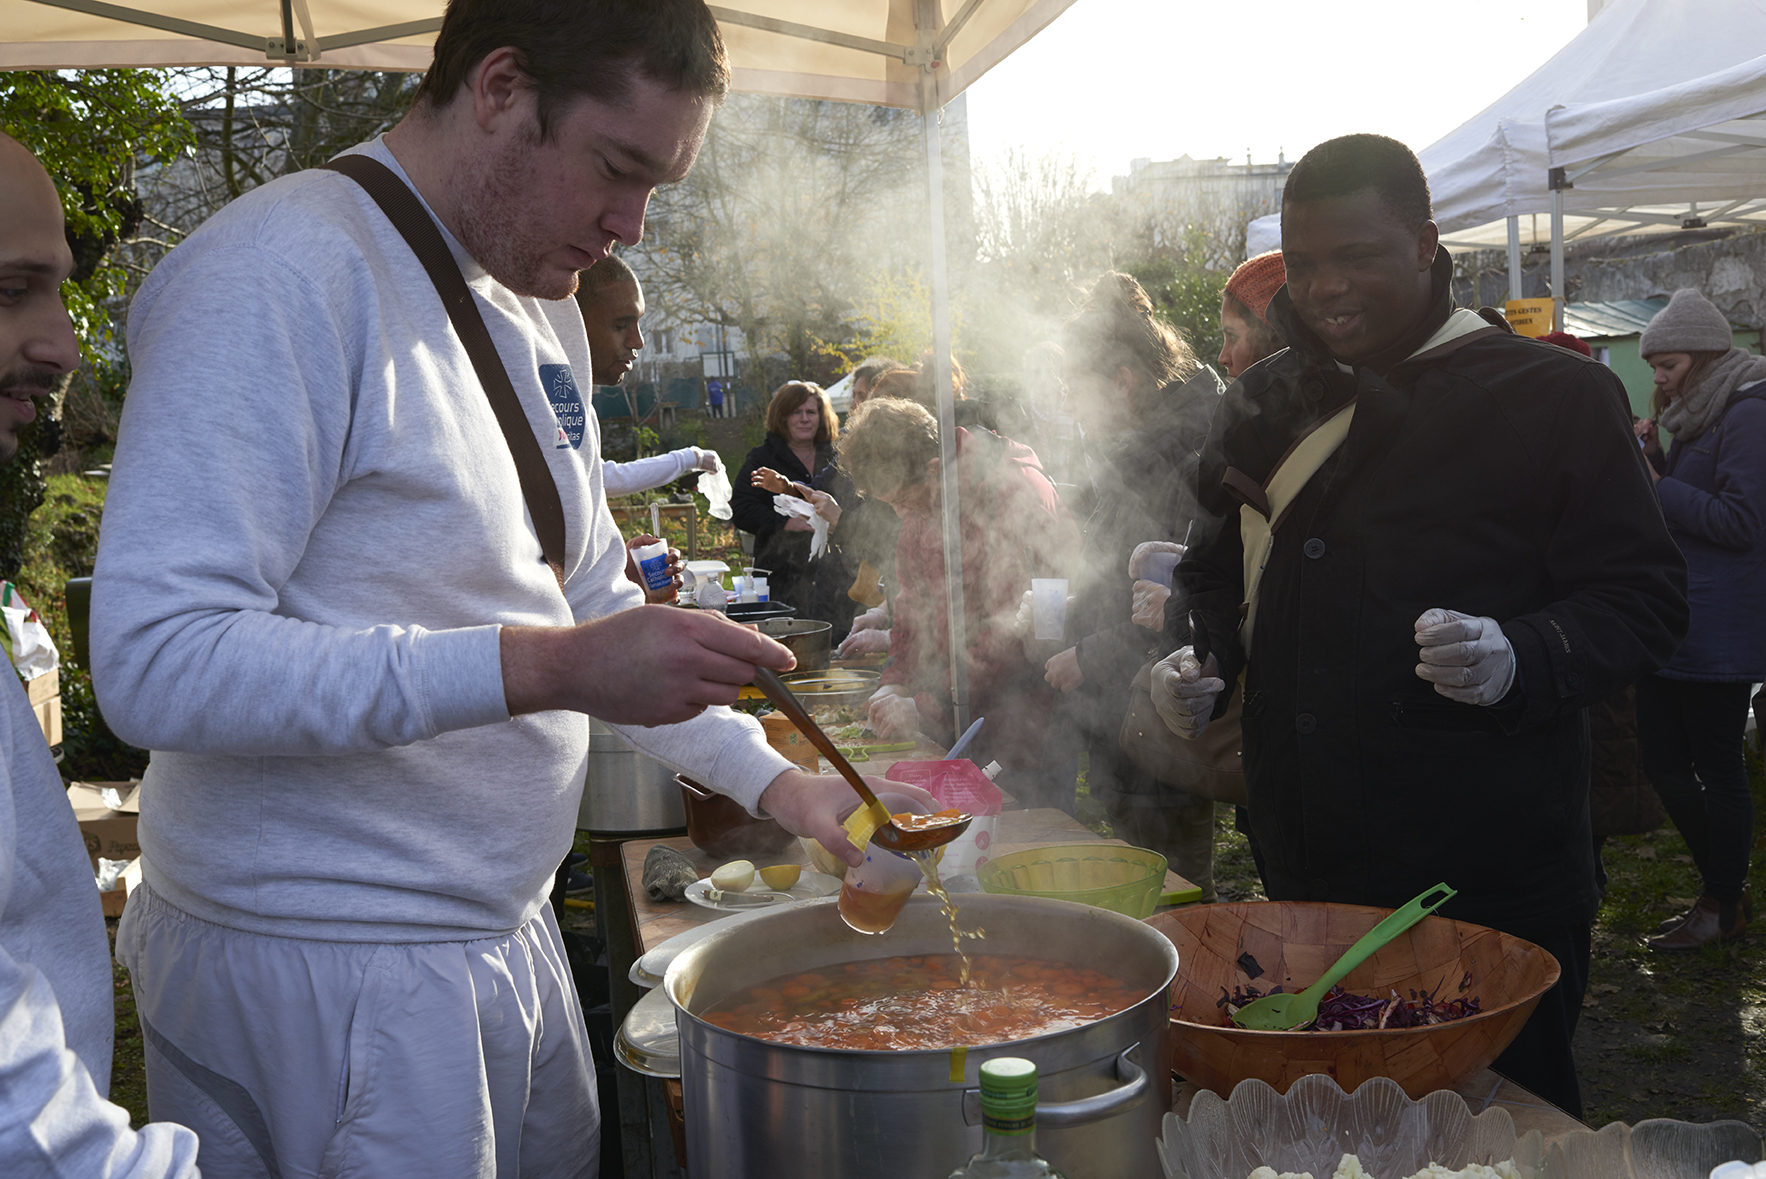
[539,364,585,450]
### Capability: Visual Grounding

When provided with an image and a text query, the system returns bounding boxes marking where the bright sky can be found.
[964,0,1592,185]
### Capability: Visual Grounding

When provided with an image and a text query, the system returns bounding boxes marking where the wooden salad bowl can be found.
[1147,900,1560,1098]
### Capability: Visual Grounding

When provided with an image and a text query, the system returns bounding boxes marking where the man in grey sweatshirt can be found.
[88,3,923,1176]
[0,131,199,1178]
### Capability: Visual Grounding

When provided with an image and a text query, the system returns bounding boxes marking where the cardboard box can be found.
[66,780,141,872]
[98,857,144,919]
[23,668,59,746]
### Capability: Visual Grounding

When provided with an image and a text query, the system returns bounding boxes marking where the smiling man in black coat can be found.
[1159,134,1689,1116]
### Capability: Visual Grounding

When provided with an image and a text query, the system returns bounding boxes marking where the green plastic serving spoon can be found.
[1230,882,1457,1031]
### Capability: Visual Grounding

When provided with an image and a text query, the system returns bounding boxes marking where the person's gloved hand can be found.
[1128,540,1186,585]
[850,606,890,633]
[1131,579,1170,629]
[1149,646,1225,739]
[1044,646,1084,692]
[867,686,920,740]
[1414,608,1517,705]
[692,447,723,474]
[837,627,891,657]
[807,489,842,526]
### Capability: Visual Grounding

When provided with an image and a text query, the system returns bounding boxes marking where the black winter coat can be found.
[731,432,834,615]
[1176,250,1689,929]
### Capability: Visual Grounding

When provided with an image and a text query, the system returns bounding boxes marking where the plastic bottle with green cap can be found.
[946,1057,1069,1178]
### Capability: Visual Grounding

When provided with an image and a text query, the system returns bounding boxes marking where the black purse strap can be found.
[319,154,568,589]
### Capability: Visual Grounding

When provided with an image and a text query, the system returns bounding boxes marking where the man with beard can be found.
[88,3,928,1175]
[1158,134,1687,1115]
[575,254,723,495]
[0,131,199,1178]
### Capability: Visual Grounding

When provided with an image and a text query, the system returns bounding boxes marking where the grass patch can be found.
[1574,740,1766,1128]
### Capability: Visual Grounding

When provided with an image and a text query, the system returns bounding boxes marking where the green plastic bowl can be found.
[978,844,1167,919]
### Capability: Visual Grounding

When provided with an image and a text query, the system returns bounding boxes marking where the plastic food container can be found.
[979,843,1166,919]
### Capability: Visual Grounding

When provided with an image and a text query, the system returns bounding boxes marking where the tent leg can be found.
[923,103,969,738]
[1506,216,1523,302]
[1549,190,1566,332]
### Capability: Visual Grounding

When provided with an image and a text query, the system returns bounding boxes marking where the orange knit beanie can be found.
[1224,250,1286,324]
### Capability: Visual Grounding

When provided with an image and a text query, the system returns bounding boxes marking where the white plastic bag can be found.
[1,582,59,680]
[697,464,733,521]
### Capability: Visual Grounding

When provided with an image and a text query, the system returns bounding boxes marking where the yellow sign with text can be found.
[1504,299,1557,338]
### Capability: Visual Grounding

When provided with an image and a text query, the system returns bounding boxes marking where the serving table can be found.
[596,780,1587,1178]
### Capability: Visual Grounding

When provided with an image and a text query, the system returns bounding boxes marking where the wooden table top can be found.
[619,805,1199,956]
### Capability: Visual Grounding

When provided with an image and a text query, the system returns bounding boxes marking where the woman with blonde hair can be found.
[731,381,838,616]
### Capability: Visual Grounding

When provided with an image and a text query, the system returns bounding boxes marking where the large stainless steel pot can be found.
[664,893,1176,1178]
[574,717,686,835]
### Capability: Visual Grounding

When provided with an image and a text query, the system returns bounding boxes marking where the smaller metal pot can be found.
[577,717,687,835]
[677,774,796,860]
[757,619,831,673]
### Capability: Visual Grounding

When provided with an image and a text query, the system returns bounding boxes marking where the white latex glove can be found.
[850,606,890,633]
[837,627,891,657]
[867,686,921,740]
[692,447,723,474]
[1015,588,1076,637]
[1132,579,1170,629]
[1149,646,1225,739]
[1128,540,1186,585]
[807,488,842,526]
[1414,608,1517,705]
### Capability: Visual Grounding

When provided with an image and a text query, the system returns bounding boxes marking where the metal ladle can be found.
[751,666,972,854]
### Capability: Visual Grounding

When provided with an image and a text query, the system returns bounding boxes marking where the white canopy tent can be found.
[2,0,1080,731]
[1416,0,1766,326]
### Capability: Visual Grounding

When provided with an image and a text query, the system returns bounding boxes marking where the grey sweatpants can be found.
[118,884,598,1178]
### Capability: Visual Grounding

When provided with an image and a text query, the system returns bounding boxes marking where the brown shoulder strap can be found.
[319,154,568,589]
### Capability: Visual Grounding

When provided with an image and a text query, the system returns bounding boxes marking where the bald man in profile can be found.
[574,254,722,494]
[0,131,199,1178]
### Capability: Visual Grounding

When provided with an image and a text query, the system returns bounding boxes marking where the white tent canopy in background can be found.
[1419,0,1766,253]
[1,0,1081,731]
[1,0,1071,110]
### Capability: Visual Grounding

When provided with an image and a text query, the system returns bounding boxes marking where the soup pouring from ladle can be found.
[749,667,972,854]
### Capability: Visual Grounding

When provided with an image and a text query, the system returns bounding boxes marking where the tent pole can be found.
[923,98,970,738]
[1506,216,1523,302]
[1549,187,1566,331]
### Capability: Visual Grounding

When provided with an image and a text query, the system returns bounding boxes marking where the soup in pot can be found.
[699,953,1143,1050]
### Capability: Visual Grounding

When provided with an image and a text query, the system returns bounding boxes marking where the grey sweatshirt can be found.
[0,673,199,1176]
[90,138,792,942]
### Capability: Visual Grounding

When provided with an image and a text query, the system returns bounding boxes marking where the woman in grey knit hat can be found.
[1634,288,1766,950]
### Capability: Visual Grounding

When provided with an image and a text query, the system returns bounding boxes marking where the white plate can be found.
[683,879,795,911]
[682,870,841,913]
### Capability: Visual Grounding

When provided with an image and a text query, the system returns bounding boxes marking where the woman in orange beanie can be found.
[1218,250,1286,379]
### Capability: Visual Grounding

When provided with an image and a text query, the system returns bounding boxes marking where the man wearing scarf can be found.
[1165,134,1688,1116]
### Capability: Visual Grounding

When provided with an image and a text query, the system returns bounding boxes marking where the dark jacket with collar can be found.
[1174,249,1689,928]
[1654,381,1766,680]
